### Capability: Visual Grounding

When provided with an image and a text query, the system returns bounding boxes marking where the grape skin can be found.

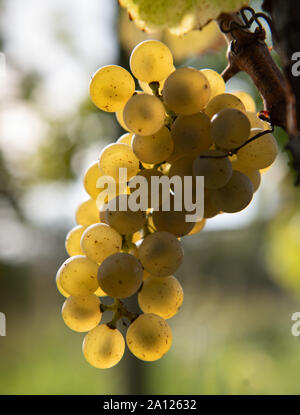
[188,218,206,235]
[83,161,103,200]
[200,69,225,99]
[116,132,133,146]
[205,93,246,119]
[65,225,85,257]
[193,150,232,190]
[76,199,100,227]
[62,295,102,332]
[231,159,261,192]
[232,90,256,112]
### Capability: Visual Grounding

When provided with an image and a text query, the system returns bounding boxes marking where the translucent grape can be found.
[116,132,133,146]
[212,171,253,213]
[200,69,225,99]
[115,109,131,132]
[188,218,206,235]
[203,188,219,219]
[193,150,232,189]
[99,143,139,182]
[130,168,165,209]
[89,65,135,112]
[126,313,172,361]
[171,112,212,156]
[83,161,103,200]
[81,223,122,265]
[98,252,143,298]
[163,67,210,114]
[62,295,102,332]
[211,108,251,150]
[232,90,256,112]
[57,255,99,297]
[83,324,125,369]
[205,93,246,119]
[123,93,165,136]
[94,286,108,297]
[246,111,269,130]
[231,159,261,192]
[65,225,85,257]
[132,126,174,164]
[168,156,194,179]
[56,272,70,298]
[138,231,183,277]
[237,129,278,170]
[76,199,100,227]
[130,40,174,82]
[138,275,184,319]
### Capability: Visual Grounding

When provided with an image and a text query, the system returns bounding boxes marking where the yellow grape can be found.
[203,188,219,219]
[62,295,102,332]
[163,67,210,114]
[116,132,133,146]
[126,313,172,361]
[56,272,70,298]
[188,218,206,235]
[130,168,165,209]
[89,65,135,112]
[138,275,183,319]
[123,93,165,136]
[98,252,143,298]
[232,90,256,112]
[193,150,232,190]
[115,109,131,132]
[211,108,251,149]
[231,159,261,192]
[99,143,139,182]
[237,128,278,170]
[83,324,125,369]
[81,223,122,265]
[132,126,174,164]
[246,111,270,130]
[130,40,174,82]
[168,156,194,179]
[76,199,100,227]
[138,231,183,277]
[171,112,212,156]
[212,170,253,213]
[57,255,99,297]
[83,161,103,200]
[205,93,246,119]
[65,225,85,257]
[200,69,225,99]
[94,286,108,297]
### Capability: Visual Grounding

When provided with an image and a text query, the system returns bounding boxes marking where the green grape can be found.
[56,272,70,298]
[188,218,206,235]
[138,275,183,319]
[57,255,99,297]
[130,168,165,209]
[98,252,143,298]
[130,40,174,82]
[237,128,278,170]
[83,161,103,200]
[81,223,122,265]
[200,69,225,99]
[232,90,256,112]
[211,108,250,150]
[132,126,174,164]
[205,93,246,119]
[117,132,133,146]
[163,67,210,114]
[123,93,165,136]
[246,111,269,130]
[105,194,146,235]
[83,324,125,369]
[138,231,183,277]
[171,112,212,156]
[65,225,85,257]
[76,199,100,227]
[203,188,219,219]
[126,313,172,361]
[99,143,139,182]
[89,65,135,112]
[62,295,102,333]
[193,150,232,190]
[212,170,253,213]
[231,159,261,192]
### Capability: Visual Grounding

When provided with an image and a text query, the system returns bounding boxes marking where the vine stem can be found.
[101,298,139,329]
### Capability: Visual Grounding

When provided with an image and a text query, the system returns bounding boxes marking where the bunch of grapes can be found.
[56,40,278,369]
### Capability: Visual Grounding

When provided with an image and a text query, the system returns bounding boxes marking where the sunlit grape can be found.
[62,295,102,332]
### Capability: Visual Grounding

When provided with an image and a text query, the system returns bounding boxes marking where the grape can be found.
[123,93,165,136]
[211,108,251,150]
[171,112,212,156]
[203,188,219,219]
[105,194,146,235]
[57,255,99,297]
[130,168,165,209]
[56,272,70,298]
[193,150,232,190]
[138,231,183,277]
[99,143,139,182]
[200,69,225,99]
[188,218,206,235]
[212,170,253,213]
[81,223,122,265]
[99,203,108,224]
[65,225,85,257]
[94,286,108,297]
[163,67,210,114]
[237,128,278,170]
[117,132,133,146]
[231,159,261,192]
[83,324,125,369]
[62,295,102,332]
[130,40,174,82]
[205,93,246,119]
[138,66,174,94]
[98,252,143,298]
[126,313,172,361]
[232,90,256,112]
[89,65,135,112]
[132,126,174,164]
[76,199,100,227]
[168,156,194,179]
[138,275,184,319]
[83,161,103,200]
[246,111,269,130]
[115,109,131,132]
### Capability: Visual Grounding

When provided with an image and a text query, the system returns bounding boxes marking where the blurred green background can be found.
[0,0,300,395]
